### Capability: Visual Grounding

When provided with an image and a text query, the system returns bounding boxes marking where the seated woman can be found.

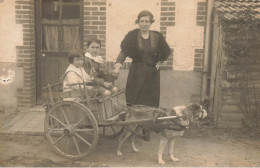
[84,38,118,97]
[63,50,94,101]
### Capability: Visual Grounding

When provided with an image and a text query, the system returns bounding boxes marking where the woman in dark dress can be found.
[114,10,171,108]
[113,10,171,141]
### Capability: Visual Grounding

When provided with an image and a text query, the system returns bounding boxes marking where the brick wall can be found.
[160,0,175,34]
[15,0,36,108]
[83,0,207,71]
[194,1,207,72]
[160,0,175,70]
[83,0,112,69]
[83,0,106,56]
[84,0,176,70]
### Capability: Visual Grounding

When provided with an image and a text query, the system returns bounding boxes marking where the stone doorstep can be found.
[6,113,38,130]
[27,105,46,112]
[0,113,25,130]
[0,106,45,135]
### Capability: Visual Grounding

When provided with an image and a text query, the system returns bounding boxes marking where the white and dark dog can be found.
[116,103,207,165]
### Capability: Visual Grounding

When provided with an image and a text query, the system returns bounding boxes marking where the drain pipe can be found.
[201,0,214,101]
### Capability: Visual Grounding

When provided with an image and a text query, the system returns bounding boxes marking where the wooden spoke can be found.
[59,106,70,125]
[74,115,88,127]
[75,133,92,147]
[50,115,67,127]
[72,136,81,155]
[48,128,64,135]
[52,134,65,145]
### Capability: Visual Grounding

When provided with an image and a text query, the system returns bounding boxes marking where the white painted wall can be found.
[0,0,23,109]
[167,0,205,71]
[106,0,206,71]
[0,0,23,62]
[106,0,160,61]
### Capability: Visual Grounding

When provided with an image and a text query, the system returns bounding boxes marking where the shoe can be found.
[142,130,150,141]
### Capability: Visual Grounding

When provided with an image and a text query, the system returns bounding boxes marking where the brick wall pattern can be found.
[160,0,175,70]
[15,0,36,108]
[194,1,207,72]
[84,0,177,70]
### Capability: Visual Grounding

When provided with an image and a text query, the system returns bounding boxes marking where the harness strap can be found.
[168,119,187,130]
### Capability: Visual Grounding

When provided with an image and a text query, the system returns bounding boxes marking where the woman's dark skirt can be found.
[125,62,160,107]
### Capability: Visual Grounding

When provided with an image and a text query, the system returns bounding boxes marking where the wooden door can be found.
[35,0,83,103]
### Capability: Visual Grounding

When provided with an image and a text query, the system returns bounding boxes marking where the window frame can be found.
[40,0,83,52]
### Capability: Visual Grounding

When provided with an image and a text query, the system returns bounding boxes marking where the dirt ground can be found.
[0,126,260,167]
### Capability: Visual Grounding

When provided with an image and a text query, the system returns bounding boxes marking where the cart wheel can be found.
[100,125,124,139]
[44,101,99,160]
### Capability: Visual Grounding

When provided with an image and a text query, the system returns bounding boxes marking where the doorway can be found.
[35,0,83,103]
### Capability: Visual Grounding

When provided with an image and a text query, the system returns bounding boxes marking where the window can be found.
[41,0,81,52]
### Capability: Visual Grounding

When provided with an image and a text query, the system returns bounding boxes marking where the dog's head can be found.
[171,103,207,125]
[186,103,207,121]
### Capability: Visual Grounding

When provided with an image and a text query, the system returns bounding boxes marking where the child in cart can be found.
[84,38,119,97]
[62,50,95,101]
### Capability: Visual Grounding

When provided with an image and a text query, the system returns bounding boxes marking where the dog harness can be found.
[153,109,187,132]
[120,107,188,137]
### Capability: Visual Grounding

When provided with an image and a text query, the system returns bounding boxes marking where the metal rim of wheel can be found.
[44,101,99,160]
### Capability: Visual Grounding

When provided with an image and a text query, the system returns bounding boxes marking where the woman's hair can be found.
[68,49,83,64]
[135,10,155,24]
[87,38,101,48]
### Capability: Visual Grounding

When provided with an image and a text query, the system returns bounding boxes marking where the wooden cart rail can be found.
[42,82,63,106]
[42,82,94,106]
[42,82,125,122]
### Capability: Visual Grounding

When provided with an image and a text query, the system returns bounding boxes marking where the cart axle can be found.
[63,125,76,136]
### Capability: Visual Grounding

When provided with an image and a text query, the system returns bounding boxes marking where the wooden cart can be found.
[42,82,179,160]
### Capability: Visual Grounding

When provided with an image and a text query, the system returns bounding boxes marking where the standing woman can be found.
[114,10,171,108]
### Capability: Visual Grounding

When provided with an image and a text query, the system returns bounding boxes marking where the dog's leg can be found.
[158,136,168,165]
[168,138,179,162]
[130,126,141,153]
[117,130,132,156]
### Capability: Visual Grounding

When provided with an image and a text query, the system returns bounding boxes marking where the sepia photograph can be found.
[0,0,260,167]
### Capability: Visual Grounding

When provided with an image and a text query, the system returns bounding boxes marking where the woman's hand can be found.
[113,63,122,73]
[156,61,162,70]
[112,63,122,77]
